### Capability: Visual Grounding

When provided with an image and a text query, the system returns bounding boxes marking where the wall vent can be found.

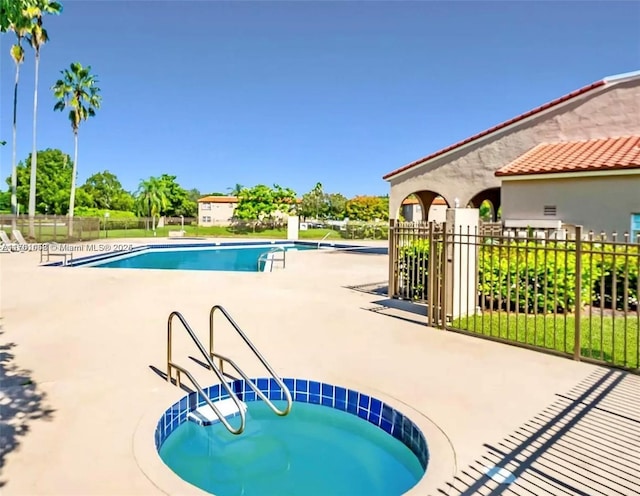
[544,205,557,216]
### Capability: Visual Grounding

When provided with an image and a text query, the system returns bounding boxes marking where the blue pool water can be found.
[159,401,424,496]
[89,245,314,271]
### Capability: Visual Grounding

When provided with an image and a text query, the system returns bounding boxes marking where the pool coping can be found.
[133,377,456,496]
[42,240,377,268]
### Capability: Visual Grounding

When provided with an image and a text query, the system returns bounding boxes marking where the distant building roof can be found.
[198,195,303,204]
[198,195,239,203]
[495,135,640,177]
[383,70,640,181]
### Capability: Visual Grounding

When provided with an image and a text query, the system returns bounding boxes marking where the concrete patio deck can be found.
[1,238,638,495]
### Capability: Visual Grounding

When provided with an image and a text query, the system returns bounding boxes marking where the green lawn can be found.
[103,226,345,240]
[3,225,357,242]
[452,313,640,369]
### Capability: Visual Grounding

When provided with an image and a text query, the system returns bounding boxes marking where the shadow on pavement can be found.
[0,325,55,487]
[435,368,640,496]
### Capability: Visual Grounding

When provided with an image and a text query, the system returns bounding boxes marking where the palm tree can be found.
[6,0,33,228]
[26,0,62,237]
[52,62,101,237]
[227,183,244,197]
[312,181,323,220]
[135,177,169,233]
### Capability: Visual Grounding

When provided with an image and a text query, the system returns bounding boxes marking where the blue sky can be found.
[1,1,639,198]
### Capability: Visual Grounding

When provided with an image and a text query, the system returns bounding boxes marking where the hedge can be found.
[398,239,639,312]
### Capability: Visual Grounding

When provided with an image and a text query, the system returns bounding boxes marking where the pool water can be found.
[159,401,424,496]
[91,245,314,271]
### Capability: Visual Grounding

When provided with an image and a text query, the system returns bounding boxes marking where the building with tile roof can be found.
[383,70,640,235]
[497,135,640,235]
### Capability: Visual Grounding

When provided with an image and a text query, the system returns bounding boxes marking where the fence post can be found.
[574,225,583,361]
[388,219,397,298]
[427,221,435,325]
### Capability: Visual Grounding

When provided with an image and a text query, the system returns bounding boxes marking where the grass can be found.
[452,312,640,369]
[3,225,364,242]
[104,226,342,239]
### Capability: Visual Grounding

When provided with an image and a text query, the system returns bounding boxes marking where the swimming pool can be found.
[156,378,428,496]
[62,242,326,272]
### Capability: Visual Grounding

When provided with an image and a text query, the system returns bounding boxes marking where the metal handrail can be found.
[318,231,333,248]
[168,362,244,435]
[257,246,286,272]
[167,311,246,435]
[209,305,293,416]
[212,352,290,416]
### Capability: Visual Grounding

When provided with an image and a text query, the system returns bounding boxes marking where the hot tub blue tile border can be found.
[154,377,429,470]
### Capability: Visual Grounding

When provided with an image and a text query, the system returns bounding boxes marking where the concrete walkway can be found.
[0,238,638,495]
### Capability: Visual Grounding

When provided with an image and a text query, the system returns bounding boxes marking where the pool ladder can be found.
[166,304,293,435]
[257,246,287,272]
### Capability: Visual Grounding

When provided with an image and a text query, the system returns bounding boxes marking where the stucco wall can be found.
[198,202,236,226]
[502,173,640,236]
[387,79,640,219]
[401,204,446,223]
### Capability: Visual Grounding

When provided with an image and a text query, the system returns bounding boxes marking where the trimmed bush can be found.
[398,238,639,312]
[398,239,430,300]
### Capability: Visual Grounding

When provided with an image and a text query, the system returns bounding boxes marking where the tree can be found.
[7,0,33,225]
[26,0,62,237]
[156,174,196,217]
[299,183,328,220]
[5,148,73,215]
[187,188,202,202]
[135,177,168,231]
[234,184,297,225]
[227,183,244,196]
[81,171,133,211]
[0,190,10,212]
[52,61,101,236]
[326,193,347,219]
[345,195,389,222]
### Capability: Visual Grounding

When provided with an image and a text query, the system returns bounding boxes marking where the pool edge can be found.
[133,378,456,496]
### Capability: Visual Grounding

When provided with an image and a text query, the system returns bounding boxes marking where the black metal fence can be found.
[389,220,640,372]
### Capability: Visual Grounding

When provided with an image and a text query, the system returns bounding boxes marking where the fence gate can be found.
[389,219,640,373]
[388,220,447,327]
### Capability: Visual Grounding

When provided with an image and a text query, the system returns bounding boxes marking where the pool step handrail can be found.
[318,231,333,248]
[209,304,293,416]
[167,311,247,435]
[257,246,286,272]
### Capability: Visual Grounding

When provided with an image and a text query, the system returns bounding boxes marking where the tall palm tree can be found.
[6,0,34,228]
[26,0,62,237]
[135,177,169,232]
[312,181,323,220]
[52,61,101,237]
[227,183,244,197]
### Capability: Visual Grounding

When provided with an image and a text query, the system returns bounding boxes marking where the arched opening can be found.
[398,191,449,222]
[468,188,501,222]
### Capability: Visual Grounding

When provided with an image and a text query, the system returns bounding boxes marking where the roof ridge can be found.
[382,74,640,180]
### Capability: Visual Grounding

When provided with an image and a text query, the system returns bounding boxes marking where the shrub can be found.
[338,222,388,240]
[397,239,430,300]
[398,238,639,312]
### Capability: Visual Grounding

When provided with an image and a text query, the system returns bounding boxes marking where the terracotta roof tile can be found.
[495,136,640,177]
[382,79,607,180]
[198,195,239,203]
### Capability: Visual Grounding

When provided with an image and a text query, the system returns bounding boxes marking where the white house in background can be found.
[197,196,238,226]
[401,196,447,222]
[197,195,304,227]
[496,135,640,237]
